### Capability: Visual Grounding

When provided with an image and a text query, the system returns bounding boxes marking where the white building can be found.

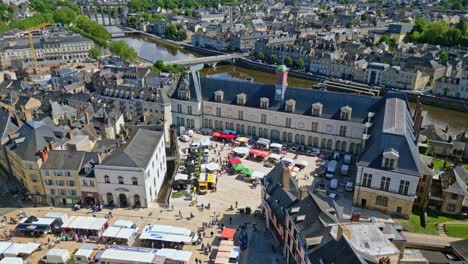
[94,129,166,208]
[433,76,468,100]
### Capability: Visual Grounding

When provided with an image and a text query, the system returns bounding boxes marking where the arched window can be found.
[341,141,347,152]
[295,134,300,144]
[313,137,319,147]
[134,194,141,207]
[104,175,110,183]
[308,136,313,146]
[300,135,305,145]
[283,132,287,142]
[118,176,124,184]
[349,143,356,154]
[327,139,333,150]
[132,177,138,185]
[106,192,114,205]
[321,138,327,148]
[287,133,292,143]
[335,140,341,151]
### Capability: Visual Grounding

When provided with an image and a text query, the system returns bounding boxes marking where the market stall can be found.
[102,220,139,246]
[249,149,269,161]
[212,132,235,141]
[15,216,63,236]
[233,147,249,157]
[220,228,236,240]
[61,216,109,241]
[235,137,250,146]
[232,164,245,172]
[270,143,283,154]
[268,153,282,163]
[206,163,220,172]
[282,157,293,166]
[228,158,241,165]
[296,160,309,169]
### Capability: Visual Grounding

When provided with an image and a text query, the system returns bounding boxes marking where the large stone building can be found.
[171,66,422,218]
[433,76,468,100]
[0,26,94,68]
[94,129,166,208]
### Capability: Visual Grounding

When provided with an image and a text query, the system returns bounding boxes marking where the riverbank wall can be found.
[404,92,468,113]
[235,58,327,82]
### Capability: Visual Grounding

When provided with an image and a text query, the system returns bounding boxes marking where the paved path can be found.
[404,232,463,249]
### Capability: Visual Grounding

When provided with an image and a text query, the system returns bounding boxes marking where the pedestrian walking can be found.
[235,201,238,208]
[210,231,214,237]
[229,216,232,225]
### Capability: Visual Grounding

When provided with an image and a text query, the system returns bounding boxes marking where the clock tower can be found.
[275,65,288,102]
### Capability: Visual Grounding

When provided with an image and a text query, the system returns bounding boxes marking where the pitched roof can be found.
[358,97,421,176]
[172,72,382,123]
[42,150,98,170]
[307,236,366,264]
[101,129,163,169]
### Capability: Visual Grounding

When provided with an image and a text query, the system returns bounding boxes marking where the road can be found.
[404,232,463,250]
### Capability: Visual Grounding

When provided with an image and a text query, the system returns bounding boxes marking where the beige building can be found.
[381,67,430,90]
[40,150,99,206]
[5,121,69,204]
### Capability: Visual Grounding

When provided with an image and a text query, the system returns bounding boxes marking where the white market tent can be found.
[268,153,281,161]
[102,227,136,240]
[270,143,283,149]
[206,163,220,171]
[0,257,23,264]
[0,242,39,257]
[156,248,192,262]
[113,220,136,229]
[233,147,249,155]
[61,216,108,231]
[43,212,68,223]
[139,225,194,243]
[99,249,155,263]
[251,171,265,179]
[200,137,211,147]
[174,173,189,181]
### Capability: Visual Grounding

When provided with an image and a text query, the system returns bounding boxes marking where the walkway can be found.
[404,232,463,250]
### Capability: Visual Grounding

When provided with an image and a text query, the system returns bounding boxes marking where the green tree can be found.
[437,49,449,61]
[256,52,265,61]
[242,19,251,26]
[284,56,292,66]
[178,31,188,41]
[361,13,369,21]
[0,21,8,33]
[88,46,102,59]
[270,54,278,64]
[294,58,305,68]
[166,24,177,39]
[455,21,467,34]
[53,7,77,25]
[110,40,138,61]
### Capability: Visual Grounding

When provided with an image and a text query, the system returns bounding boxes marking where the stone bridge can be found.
[77,0,128,26]
[165,54,247,67]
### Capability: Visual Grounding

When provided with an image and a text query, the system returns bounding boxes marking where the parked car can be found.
[198,128,213,135]
[318,165,327,176]
[203,149,209,157]
[325,173,335,179]
[345,181,354,192]
[179,135,190,142]
[329,179,338,190]
[190,142,201,149]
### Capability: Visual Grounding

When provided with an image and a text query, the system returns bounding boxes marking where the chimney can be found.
[298,186,308,200]
[38,149,49,162]
[281,165,290,190]
[68,131,74,140]
[337,224,352,241]
[23,110,33,122]
[67,117,73,126]
[413,97,423,143]
[84,111,90,125]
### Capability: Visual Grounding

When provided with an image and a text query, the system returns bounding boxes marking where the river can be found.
[116,33,468,134]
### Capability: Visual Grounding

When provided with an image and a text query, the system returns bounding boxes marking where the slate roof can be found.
[6,121,68,161]
[0,108,13,140]
[451,239,468,260]
[101,129,163,169]
[172,72,382,124]
[265,184,298,223]
[440,166,468,196]
[358,97,421,176]
[420,124,451,143]
[42,150,98,171]
[307,236,367,264]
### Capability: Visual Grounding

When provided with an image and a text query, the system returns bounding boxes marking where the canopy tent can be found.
[219,240,234,252]
[235,137,250,143]
[0,257,23,264]
[156,248,192,262]
[200,137,211,147]
[270,143,283,149]
[206,163,220,171]
[296,160,309,167]
[228,158,241,165]
[233,147,249,155]
[220,228,236,240]
[199,173,207,182]
[241,168,254,176]
[174,174,189,181]
[212,132,235,140]
[232,164,245,171]
[282,157,293,165]
[249,149,269,157]
[268,153,282,161]
[215,251,231,264]
[251,171,265,179]
[207,174,217,183]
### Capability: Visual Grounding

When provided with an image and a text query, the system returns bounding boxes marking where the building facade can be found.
[433,76,468,100]
[94,129,166,208]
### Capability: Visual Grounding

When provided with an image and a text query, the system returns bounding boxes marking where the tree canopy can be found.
[152,60,185,74]
[53,7,77,25]
[110,40,138,62]
[409,18,467,47]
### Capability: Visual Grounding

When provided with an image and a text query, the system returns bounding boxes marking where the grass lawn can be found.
[396,211,465,236]
[171,191,184,198]
[431,158,468,171]
[445,224,468,238]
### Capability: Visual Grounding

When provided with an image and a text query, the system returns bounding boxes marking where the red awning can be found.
[249,149,269,157]
[212,132,235,140]
[220,228,236,240]
[228,158,242,165]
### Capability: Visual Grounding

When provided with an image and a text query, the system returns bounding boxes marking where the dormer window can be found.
[340,105,352,120]
[215,90,224,102]
[285,99,296,112]
[382,148,399,169]
[260,97,269,109]
[237,93,246,105]
[178,89,190,100]
[312,102,323,116]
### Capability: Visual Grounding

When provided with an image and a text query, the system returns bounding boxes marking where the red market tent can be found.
[249,149,269,158]
[228,158,242,165]
[212,132,235,140]
[220,228,236,240]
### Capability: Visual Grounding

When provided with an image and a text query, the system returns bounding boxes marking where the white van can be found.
[40,249,71,264]
[330,179,338,190]
[73,245,94,264]
[327,160,338,173]
[341,164,349,176]
[344,154,352,165]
